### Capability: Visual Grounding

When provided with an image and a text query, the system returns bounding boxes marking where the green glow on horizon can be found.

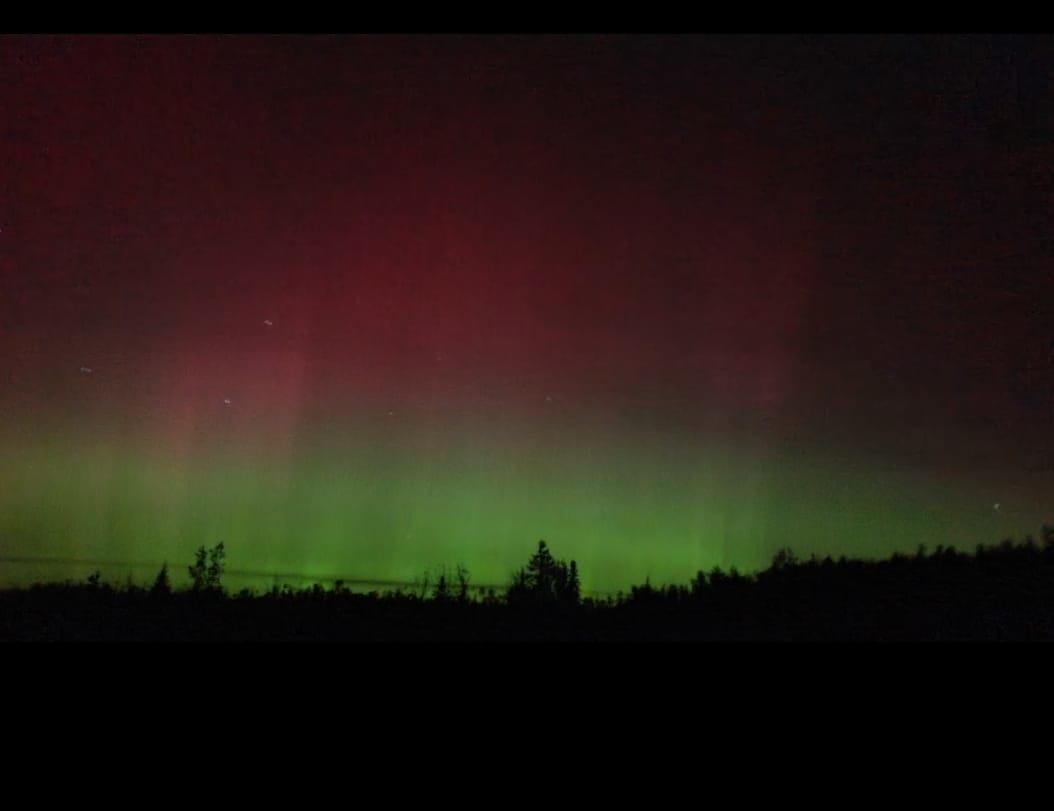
[1,422,1049,593]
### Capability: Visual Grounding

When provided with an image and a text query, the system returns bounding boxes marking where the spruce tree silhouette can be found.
[150,563,171,597]
[567,560,581,604]
[527,540,558,598]
[188,543,226,592]
[455,565,471,602]
[507,541,580,606]
[433,571,450,602]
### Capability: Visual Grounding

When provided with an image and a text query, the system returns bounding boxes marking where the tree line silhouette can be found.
[3,528,1054,640]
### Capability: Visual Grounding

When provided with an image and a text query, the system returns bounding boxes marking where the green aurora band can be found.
[2,418,1049,594]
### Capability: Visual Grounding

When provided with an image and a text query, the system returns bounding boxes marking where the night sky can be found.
[2,35,1053,591]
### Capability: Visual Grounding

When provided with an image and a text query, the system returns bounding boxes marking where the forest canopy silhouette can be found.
[4,529,1054,640]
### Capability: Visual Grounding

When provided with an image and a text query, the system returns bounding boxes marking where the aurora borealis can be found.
[2,35,1053,592]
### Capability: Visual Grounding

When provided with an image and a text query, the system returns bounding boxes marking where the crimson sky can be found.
[2,35,1053,580]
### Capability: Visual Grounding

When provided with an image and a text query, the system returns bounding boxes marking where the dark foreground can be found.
[4,533,1054,641]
